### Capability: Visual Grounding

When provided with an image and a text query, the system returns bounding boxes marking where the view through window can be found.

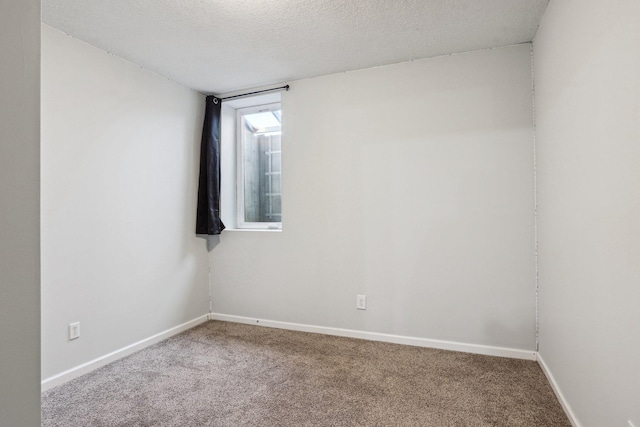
[237,103,282,229]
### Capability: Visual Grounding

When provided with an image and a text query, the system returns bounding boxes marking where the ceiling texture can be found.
[42,0,549,95]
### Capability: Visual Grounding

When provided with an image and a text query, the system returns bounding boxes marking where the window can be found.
[237,103,282,229]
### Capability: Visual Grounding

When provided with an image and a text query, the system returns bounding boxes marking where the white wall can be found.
[534,1,640,425]
[41,25,209,380]
[211,45,536,351]
[0,0,41,425]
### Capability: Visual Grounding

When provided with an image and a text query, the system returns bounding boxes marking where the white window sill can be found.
[223,228,282,233]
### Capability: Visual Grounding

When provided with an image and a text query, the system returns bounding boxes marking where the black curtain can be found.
[196,96,225,235]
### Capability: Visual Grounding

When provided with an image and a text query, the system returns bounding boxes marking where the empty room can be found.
[1,0,639,426]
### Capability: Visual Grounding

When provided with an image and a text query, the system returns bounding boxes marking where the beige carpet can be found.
[41,320,570,426]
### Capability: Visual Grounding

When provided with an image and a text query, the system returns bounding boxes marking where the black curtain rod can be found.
[219,85,290,102]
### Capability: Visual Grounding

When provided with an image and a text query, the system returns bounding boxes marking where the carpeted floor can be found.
[41,320,570,426]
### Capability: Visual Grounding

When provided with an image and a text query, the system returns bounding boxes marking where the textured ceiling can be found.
[42,0,549,95]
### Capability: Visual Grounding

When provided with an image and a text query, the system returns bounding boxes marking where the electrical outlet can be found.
[356,295,366,310]
[69,322,80,340]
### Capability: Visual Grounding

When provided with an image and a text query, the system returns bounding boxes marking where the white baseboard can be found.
[537,353,581,427]
[41,314,210,392]
[41,311,580,426]
[210,313,537,361]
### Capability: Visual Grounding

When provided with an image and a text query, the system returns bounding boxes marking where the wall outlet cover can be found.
[356,295,366,310]
[69,322,80,340]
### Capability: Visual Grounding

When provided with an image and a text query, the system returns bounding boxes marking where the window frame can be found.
[236,102,283,230]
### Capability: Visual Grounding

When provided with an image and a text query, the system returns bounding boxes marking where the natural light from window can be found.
[237,103,282,229]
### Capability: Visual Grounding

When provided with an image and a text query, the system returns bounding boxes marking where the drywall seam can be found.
[530,43,540,352]
[210,313,538,361]
[41,314,209,391]
[537,353,582,427]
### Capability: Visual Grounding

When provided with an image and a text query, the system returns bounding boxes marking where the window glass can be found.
[237,104,282,228]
